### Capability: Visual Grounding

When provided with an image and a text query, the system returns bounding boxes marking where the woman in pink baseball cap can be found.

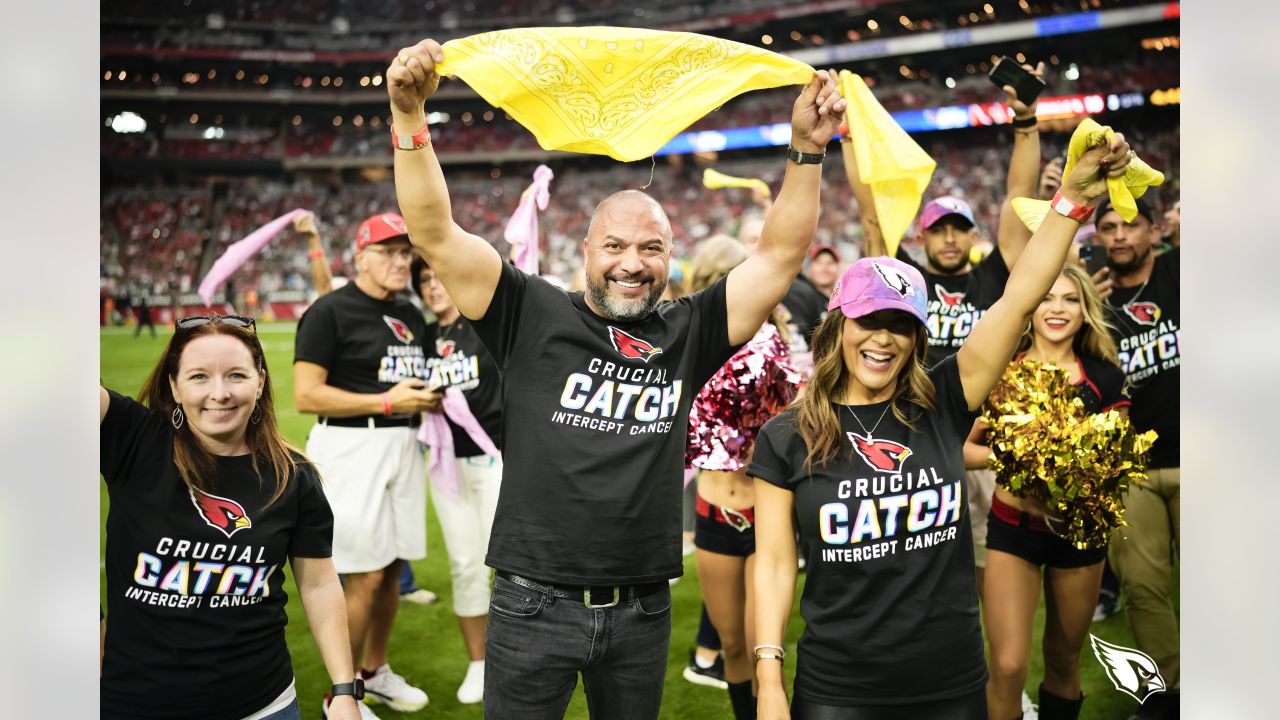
[749,132,1134,720]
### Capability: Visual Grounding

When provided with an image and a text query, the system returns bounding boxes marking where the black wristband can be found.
[787,146,825,165]
[1011,115,1038,129]
[332,678,365,700]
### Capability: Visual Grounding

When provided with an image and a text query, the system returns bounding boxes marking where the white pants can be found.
[306,423,426,574]
[430,454,502,617]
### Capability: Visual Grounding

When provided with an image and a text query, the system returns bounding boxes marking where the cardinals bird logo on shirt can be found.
[1089,634,1166,704]
[848,433,913,473]
[190,491,253,539]
[1122,302,1161,326]
[872,263,916,298]
[608,326,664,363]
[936,288,967,307]
[384,315,415,344]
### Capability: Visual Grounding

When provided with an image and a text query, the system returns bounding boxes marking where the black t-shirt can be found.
[1104,248,1180,468]
[426,315,503,457]
[471,261,738,584]
[898,247,1011,368]
[100,391,333,720]
[748,356,986,705]
[294,282,431,398]
[779,274,827,348]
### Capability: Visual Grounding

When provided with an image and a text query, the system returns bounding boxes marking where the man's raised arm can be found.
[387,39,503,321]
[724,69,845,346]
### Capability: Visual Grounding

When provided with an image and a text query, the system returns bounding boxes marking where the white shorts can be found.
[966,468,996,569]
[306,422,426,574]
[430,454,503,617]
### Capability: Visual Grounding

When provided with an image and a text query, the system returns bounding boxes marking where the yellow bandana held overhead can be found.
[435,27,815,162]
[1011,117,1165,231]
[838,70,937,258]
[702,168,771,197]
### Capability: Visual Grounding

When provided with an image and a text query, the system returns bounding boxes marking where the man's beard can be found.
[586,273,666,322]
[1106,244,1152,276]
[926,249,968,275]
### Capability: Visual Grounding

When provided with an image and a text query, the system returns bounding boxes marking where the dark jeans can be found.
[792,688,987,720]
[483,573,673,719]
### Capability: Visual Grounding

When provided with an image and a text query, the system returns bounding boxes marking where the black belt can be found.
[497,571,667,609]
[318,414,421,429]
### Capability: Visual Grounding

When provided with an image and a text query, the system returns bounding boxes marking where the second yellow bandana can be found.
[437,27,815,162]
[703,168,771,197]
[1011,117,1165,231]
[839,71,937,258]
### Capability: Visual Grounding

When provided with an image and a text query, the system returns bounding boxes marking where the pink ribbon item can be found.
[503,165,554,275]
[198,208,312,307]
[417,387,500,497]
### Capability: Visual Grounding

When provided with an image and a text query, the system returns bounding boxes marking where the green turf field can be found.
[101,323,1176,719]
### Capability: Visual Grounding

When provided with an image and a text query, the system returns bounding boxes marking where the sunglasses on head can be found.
[176,315,257,333]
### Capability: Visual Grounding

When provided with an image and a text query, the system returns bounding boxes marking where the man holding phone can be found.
[295,212,438,718]
[1095,198,1181,720]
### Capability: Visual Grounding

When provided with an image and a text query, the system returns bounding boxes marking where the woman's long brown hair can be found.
[794,311,936,474]
[138,320,303,507]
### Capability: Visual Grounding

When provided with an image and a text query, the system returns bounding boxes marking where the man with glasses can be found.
[294,212,440,719]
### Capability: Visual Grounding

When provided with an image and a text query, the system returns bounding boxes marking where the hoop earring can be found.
[171,407,185,430]
[250,403,262,425]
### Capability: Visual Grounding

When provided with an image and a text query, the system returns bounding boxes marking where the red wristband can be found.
[390,121,431,151]
[308,250,324,259]
[380,392,393,417]
[1050,191,1095,223]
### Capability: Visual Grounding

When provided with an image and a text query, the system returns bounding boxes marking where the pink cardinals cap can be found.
[918,195,976,231]
[355,212,409,252]
[827,257,928,325]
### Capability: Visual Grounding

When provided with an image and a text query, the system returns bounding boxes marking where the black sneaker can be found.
[1092,588,1121,622]
[681,649,728,689]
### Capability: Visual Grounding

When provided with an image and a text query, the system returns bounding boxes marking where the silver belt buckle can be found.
[719,506,753,532]
[584,586,621,609]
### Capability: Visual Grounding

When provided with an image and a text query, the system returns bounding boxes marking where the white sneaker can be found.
[1022,690,1039,720]
[400,588,439,605]
[322,694,382,719]
[456,660,485,704]
[362,664,429,712]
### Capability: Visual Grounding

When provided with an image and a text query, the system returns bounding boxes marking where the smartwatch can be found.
[332,677,365,700]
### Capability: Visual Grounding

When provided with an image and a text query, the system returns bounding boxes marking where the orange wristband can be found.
[380,392,393,416]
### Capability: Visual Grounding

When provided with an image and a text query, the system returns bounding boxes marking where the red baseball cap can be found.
[809,244,841,262]
[355,213,409,252]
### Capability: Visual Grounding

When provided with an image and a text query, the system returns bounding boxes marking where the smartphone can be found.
[1080,244,1109,276]
[988,56,1046,106]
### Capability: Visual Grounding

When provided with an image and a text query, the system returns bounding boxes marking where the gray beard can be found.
[586,275,665,322]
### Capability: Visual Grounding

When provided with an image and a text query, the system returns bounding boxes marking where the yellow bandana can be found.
[839,70,937,258]
[702,168,771,197]
[1011,117,1165,231]
[437,27,814,162]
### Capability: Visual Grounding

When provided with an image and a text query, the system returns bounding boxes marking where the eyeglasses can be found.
[176,315,257,333]
[363,246,416,262]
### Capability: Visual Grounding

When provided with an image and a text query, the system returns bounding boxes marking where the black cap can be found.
[1097,196,1155,225]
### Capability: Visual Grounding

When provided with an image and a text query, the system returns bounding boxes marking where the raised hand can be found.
[1062,132,1131,205]
[292,212,318,236]
[1038,156,1064,200]
[386,39,446,119]
[790,68,847,153]
[1004,60,1046,118]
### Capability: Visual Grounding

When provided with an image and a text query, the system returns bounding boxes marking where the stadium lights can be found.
[946,77,957,88]
[984,3,995,15]
[371,75,383,86]
[867,19,879,31]
[761,34,773,45]
[1064,63,1080,80]
[109,112,147,134]
[427,112,449,124]
[203,127,225,139]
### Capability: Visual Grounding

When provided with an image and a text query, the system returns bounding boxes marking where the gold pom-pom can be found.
[982,360,1157,550]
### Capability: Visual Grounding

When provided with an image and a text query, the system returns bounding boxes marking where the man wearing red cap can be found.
[294,213,439,719]
[804,244,842,298]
